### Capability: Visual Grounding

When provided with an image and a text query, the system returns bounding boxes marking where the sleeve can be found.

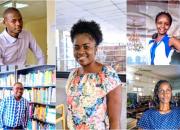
[137,111,150,129]
[146,39,152,65]
[0,45,4,65]
[24,101,29,128]
[28,32,45,64]
[103,66,121,94]
[65,69,76,95]
[0,56,4,65]
[0,99,5,128]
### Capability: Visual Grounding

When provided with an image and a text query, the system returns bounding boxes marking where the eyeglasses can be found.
[14,87,24,90]
[158,89,171,94]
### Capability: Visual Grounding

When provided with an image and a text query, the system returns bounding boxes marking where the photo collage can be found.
[0,0,180,130]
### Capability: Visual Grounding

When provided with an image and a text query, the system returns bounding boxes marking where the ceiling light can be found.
[138,88,142,92]
[133,87,137,91]
[139,92,142,96]
[4,2,28,9]
[135,76,139,80]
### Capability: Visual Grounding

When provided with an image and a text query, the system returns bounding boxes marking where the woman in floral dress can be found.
[66,20,122,130]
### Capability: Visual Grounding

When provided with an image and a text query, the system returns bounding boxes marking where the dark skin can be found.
[73,33,122,129]
[158,83,171,114]
[107,86,122,129]
[138,83,172,130]
[13,83,24,101]
[155,14,180,51]
[73,33,100,74]
[3,10,23,38]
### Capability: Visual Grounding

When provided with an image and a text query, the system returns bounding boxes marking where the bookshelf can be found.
[0,65,56,130]
[139,96,152,103]
[0,70,15,100]
[16,65,56,130]
[172,95,180,107]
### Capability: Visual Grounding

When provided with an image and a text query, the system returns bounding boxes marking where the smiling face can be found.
[158,82,172,104]
[3,10,23,38]
[73,33,97,67]
[13,83,24,100]
[156,14,171,36]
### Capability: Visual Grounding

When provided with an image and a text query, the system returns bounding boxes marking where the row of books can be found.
[0,74,15,87]
[18,70,56,86]
[27,119,55,130]
[29,104,56,124]
[0,89,13,100]
[23,87,56,103]
[0,87,56,104]
[0,65,18,72]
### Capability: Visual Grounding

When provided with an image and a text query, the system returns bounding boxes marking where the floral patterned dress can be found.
[66,65,121,130]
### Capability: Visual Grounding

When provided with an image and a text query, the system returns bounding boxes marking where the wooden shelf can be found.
[31,117,55,125]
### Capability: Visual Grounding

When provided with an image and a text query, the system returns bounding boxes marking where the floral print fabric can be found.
[66,66,121,130]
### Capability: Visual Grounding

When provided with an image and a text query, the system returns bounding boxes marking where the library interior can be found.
[127,65,180,129]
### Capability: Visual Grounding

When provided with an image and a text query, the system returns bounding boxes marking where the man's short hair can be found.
[13,82,23,87]
[3,7,21,18]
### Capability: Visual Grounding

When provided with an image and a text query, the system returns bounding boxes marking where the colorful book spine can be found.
[27,119,55,130]
[46,106,56,124]
[29,104,56,125]
[0,89,13,99]
[24,87,56,104]
[18,70,55,86]
[0,74,15,87]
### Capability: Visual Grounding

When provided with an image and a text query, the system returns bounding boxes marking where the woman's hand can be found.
[169,37,180,51]
[107,85,122,130]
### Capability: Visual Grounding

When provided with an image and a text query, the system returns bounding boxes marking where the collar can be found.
[149,34,169,45]
[2,28,23,44]
[12,95,23,101]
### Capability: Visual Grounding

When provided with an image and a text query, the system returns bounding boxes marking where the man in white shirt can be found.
[0,7,45,65]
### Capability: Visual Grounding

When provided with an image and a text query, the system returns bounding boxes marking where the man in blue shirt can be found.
[0,82,29,129]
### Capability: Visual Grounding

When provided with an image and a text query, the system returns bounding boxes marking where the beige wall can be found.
[47,0,56,64]
[0,26,4,32]
[24,18,47,64]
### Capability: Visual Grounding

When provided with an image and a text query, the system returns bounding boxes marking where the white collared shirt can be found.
[0,29,45,65]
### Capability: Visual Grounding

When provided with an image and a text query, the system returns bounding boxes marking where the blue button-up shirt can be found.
[0,95,29,128]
